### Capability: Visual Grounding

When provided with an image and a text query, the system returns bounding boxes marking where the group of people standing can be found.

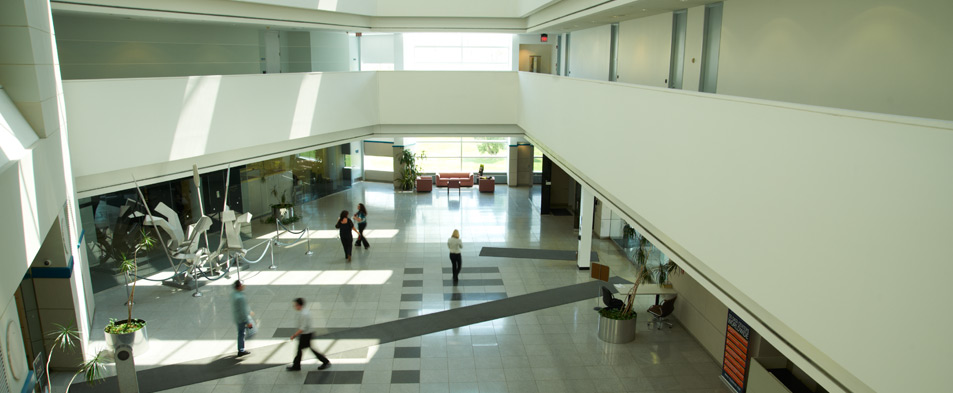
[230,202,467,370]
[335,203,369,262]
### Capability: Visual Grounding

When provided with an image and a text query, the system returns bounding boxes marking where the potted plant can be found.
[47,323,107,393]
[104,230,154,355]
[621,224,636,248]
[394,150,425,191]
[268,186,298,224]
[478,164,485,178]
[597,234,682,343]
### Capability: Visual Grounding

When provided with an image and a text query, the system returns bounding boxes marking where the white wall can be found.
[52,14,263,79]
[377,71,519,124]
[617,12,673,87]
[518,72,953,393]
[64,72,380,194]
[566,25,610,81]
[717,0,953,121]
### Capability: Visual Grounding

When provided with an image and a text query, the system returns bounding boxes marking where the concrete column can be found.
[507,137,519,186]
[392,137,405,189]
[577,187,594,270]
[593,199,612,238]
[517,143,534,186]
[507,137,535,187]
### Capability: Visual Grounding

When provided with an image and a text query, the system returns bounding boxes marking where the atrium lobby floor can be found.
[62,182,730,393]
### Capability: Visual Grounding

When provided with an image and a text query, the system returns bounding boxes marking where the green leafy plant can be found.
[603,234,683,320]
[66,350,107,393]
[394,150,426,191]
[110,230,154,333]
[46,323,106,392]
[268,184,298,224]
[104,318,146,335]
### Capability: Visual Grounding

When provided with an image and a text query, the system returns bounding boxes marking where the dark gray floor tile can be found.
[403,280,424,287]
[404,268,424,274]
[399,310,420,318]
[333,371,365,384]
[444,293,508,301]
[401,294,424,301]
[443,279,504,286]
[442,267,500,274]
[304,371,335,385]
[274,327,348,338]
[391,370,421,384]
[394,347,421,358]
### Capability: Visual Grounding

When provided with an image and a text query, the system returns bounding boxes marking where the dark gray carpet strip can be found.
[479,247,599,262]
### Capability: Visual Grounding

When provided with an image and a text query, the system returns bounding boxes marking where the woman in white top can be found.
[448,229,463,283]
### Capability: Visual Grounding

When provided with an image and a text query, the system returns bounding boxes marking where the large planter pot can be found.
[104,319,150,356]
[598,313,637,343]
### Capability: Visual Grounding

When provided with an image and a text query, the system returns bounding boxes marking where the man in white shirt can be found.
[287,297,331,371]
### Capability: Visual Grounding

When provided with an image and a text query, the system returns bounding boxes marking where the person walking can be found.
[335,210,359,261]
[353,203,370,249]
[287,298,331,371]
[231,280,252,357]
[448,229,463,284]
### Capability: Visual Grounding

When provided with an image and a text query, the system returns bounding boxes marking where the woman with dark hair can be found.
[335,210,359,261]
[353,203,369,249]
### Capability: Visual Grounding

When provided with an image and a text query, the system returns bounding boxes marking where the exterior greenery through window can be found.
[533,149,543,173]
[408,137,508,173]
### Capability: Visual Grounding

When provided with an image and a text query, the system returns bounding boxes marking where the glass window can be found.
[403,33,513,71]
[407,136,509,173]
[365,156,393,172]
[533,148,543,173]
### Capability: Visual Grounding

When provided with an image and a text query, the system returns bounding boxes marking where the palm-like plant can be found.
[394,150,426,191]
[65,350,107,393]
[46,323,79,391]
[119,230,155,324]
[46,323,106,392]
[617,234,682,316]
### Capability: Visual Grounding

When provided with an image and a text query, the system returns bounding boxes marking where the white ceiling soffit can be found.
[233,0,564,18]
[49,0,715,32]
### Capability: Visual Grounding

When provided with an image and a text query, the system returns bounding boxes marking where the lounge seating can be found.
[435,172,474,187]
[416,176,433,192]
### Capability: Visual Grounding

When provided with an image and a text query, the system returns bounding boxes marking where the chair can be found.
[601,287,624,310]
[416,176,432,192]
[647,295,677,329]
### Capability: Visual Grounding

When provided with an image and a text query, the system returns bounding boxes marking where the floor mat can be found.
[479,247,599,262]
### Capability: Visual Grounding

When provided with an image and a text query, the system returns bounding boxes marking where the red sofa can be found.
[435,172,474,187]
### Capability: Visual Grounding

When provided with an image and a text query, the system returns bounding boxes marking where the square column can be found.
[577,187,594,269]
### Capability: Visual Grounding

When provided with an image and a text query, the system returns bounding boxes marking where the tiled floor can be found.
[59,182,730,393]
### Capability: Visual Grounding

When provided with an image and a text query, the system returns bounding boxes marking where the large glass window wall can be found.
[79,143,352,293]
[407,137,508,173]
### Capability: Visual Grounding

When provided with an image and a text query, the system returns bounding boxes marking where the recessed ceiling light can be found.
[642,9,647,11]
